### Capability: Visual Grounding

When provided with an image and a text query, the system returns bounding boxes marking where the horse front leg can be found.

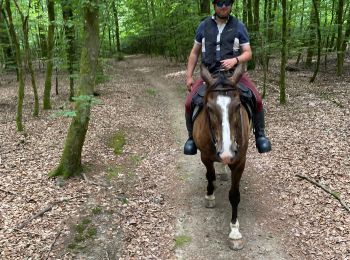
[228,161,245,250]
[201,156,216,208]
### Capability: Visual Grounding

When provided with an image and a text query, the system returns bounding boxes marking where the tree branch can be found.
[296,174,350,212]
[45,228,63,260]
[15,195,87,229]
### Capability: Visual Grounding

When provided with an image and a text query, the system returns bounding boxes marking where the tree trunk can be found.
[242,0,247,24]
[306,4,316,68]
[43,0,55,109]
[295,0,305,65]
[336,0,344,76]
[279,0,287,104]
[5,0,25,131]
[200,0,210,14]
[49,0,100,179]
[0,9,16,70]
[61,0,76,101]
[324,0,336,69]
[310,0,321,83]
[35,0,47,59]
[14,0,39,117]
[253,0,259,32]
[112,1,121,53]
[247,0,254,32]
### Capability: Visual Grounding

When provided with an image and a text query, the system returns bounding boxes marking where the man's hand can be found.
[220,58,238,70]
[186,77,194,92]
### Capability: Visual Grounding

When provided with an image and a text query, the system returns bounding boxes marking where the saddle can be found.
[191,82,255,122]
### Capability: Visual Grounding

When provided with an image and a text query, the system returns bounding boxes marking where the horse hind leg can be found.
[202,158,216,208]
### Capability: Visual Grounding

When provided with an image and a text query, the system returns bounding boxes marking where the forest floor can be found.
[0,54,349,260]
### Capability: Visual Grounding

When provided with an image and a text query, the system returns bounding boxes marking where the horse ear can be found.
[200,65,215,87]
[230,62,247,85]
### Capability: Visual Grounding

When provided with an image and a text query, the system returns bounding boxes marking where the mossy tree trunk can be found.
[43,0,55,109]
[14,0,39,117]
[49,0,99,179]
[61,0,76,100]
[5,0,25,131]
[279,0,287,104]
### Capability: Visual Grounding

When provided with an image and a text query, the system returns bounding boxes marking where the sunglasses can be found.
[215,0,233,8]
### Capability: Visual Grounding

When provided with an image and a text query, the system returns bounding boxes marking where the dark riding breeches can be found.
[185,73,263,115]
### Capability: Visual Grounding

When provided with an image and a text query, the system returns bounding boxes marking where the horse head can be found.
[200,64,247,164]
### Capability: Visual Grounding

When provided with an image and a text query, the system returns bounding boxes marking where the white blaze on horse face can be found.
[217,95,233,158]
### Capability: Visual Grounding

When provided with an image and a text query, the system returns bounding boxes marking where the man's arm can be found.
[186,43,202,91]
[220,44,252,70]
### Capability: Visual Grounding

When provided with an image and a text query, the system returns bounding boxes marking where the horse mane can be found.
[207,73,235,92]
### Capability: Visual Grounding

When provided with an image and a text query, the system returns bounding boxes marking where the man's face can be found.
[214,0,232,19]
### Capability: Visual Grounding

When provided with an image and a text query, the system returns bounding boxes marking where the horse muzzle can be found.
[218,150,237,165]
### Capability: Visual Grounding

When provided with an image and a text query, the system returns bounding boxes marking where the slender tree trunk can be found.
[306,4,316,68]
[247,0,254,31]
[0,0,3,19]
[253,0,259,32]
[14,0,39,117]
[43,0,55,109]
[242,0,247,24]
[35,0,47,59]
[342,11,350,57]
[336,0,344,76]
[5,0,25,131]
[200,0,210,14]
[310,0,321,83]
[61,0,76,100]
[279,0,287,104]
[49,0,100,178]
[324,0,336,69]
[0,9,16,70]
[112,1,121,53]
[295,0,305,65]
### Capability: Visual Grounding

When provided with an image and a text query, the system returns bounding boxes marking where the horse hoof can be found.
[205,199,216,208]
[229,239,244,250]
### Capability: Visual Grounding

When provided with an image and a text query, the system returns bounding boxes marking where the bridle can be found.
[205,84,242,160]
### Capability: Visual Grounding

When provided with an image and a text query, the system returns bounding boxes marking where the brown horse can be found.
[193,63,250,250]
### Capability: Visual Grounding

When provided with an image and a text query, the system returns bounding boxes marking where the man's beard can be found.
[216,13,229,19]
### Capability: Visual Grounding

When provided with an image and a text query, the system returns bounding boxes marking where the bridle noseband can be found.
[205,83,241,161]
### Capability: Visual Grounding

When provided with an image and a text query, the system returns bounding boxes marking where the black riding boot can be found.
[184,113,197,155]
[253,110,272,153]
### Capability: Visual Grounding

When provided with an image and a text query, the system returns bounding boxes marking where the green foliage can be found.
[109,130,126,155]
[130,154,142,166]
[106,165,123,180]
[68,217,97,251]
[91,206,102,215]
[145,88,157,96]
[174,235,192,248]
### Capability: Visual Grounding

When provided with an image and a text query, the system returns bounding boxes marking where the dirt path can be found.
[131,55,292,259]
[2,54,348,259]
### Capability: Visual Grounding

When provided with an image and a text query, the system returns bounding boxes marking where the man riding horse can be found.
[184,0,271,155]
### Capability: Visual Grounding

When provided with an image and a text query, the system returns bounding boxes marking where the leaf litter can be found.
[0,55,349,259]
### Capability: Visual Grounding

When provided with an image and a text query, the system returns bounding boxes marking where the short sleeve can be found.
[237,22,250,46]
[195,21,206,44]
